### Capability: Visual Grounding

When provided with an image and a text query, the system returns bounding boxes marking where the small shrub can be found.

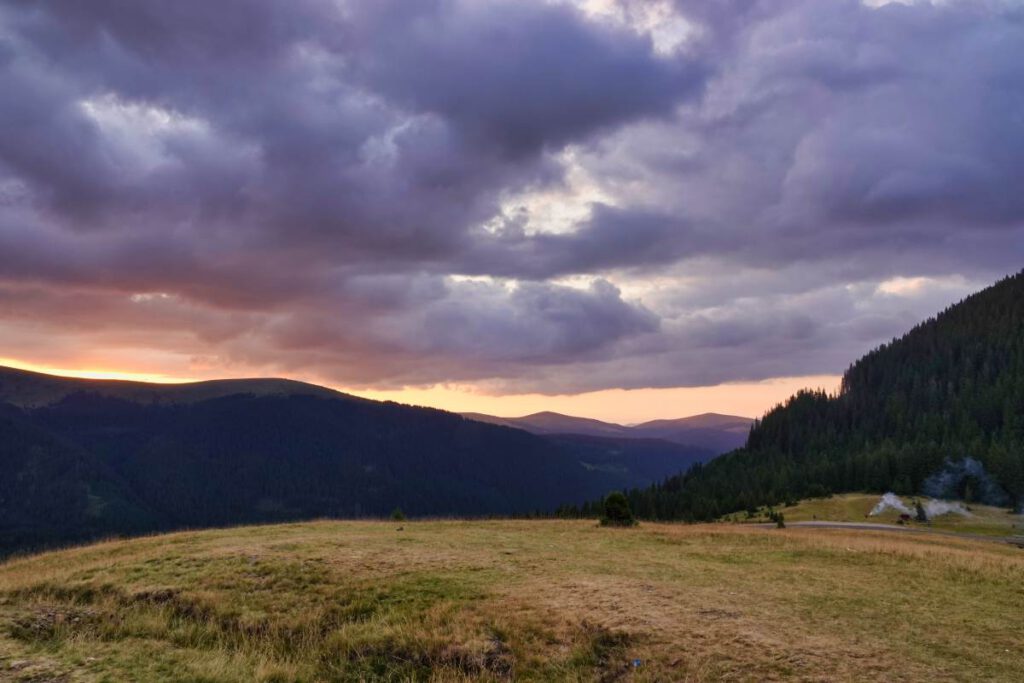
[390,508,407,522]
[599,492,636,527]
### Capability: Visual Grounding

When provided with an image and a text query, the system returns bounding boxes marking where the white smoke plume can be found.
[923,500,971,518]
[869,493,973,520]
[869,493,912,517]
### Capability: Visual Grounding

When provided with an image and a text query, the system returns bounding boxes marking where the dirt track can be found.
[754,520,1024,547]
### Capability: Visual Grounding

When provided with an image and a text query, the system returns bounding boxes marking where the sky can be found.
[0,0,1021,422]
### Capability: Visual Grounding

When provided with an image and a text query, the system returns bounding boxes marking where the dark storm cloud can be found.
[0,0,1022,392]
[672,0,1024,262]
[340,1,704,156]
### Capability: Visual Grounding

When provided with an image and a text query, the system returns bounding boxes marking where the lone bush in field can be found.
[390,507,407,522]
[600,492,636,527]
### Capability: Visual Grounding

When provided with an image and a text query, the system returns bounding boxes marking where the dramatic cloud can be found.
[0,0,1021,394]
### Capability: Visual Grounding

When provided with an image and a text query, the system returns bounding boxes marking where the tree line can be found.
[579,270,1024,521]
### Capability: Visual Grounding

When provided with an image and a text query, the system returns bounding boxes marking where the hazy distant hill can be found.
[633,412,753,433]
[463,410,753,453]
[0,367,710,553]
[631,414,754,453]
[625,270,1024,520]
[461,411,632,438]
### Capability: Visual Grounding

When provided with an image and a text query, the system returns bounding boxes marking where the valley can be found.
[462,411,753,454]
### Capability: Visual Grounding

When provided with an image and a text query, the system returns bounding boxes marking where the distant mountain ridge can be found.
[461,410,753,454]
[0,365,347,408]
[461,411,632,437]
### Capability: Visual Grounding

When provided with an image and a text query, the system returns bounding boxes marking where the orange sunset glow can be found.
[0,356,836,422]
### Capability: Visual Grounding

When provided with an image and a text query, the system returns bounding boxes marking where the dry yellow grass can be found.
[0,520,1022,681]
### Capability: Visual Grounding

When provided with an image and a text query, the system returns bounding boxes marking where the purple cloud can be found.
[0,0,1021,393]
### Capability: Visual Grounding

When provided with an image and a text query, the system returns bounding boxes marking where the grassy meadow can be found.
[0,519,1022,682]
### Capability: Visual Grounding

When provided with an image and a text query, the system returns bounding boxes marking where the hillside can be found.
[0,520,1020,681]
[0,365,347,408]
[462,410,753,453]
[626,270,1024,520]
[0,367,707,554]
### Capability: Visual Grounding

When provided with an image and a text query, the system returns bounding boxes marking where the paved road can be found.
[753,520,1024,547]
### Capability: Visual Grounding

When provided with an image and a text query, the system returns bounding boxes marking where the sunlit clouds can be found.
[0,1,1021,420]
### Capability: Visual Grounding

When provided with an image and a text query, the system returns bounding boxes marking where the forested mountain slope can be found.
[0,368,707,553]
[0,388,597,552]
[626,271,1024,520]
